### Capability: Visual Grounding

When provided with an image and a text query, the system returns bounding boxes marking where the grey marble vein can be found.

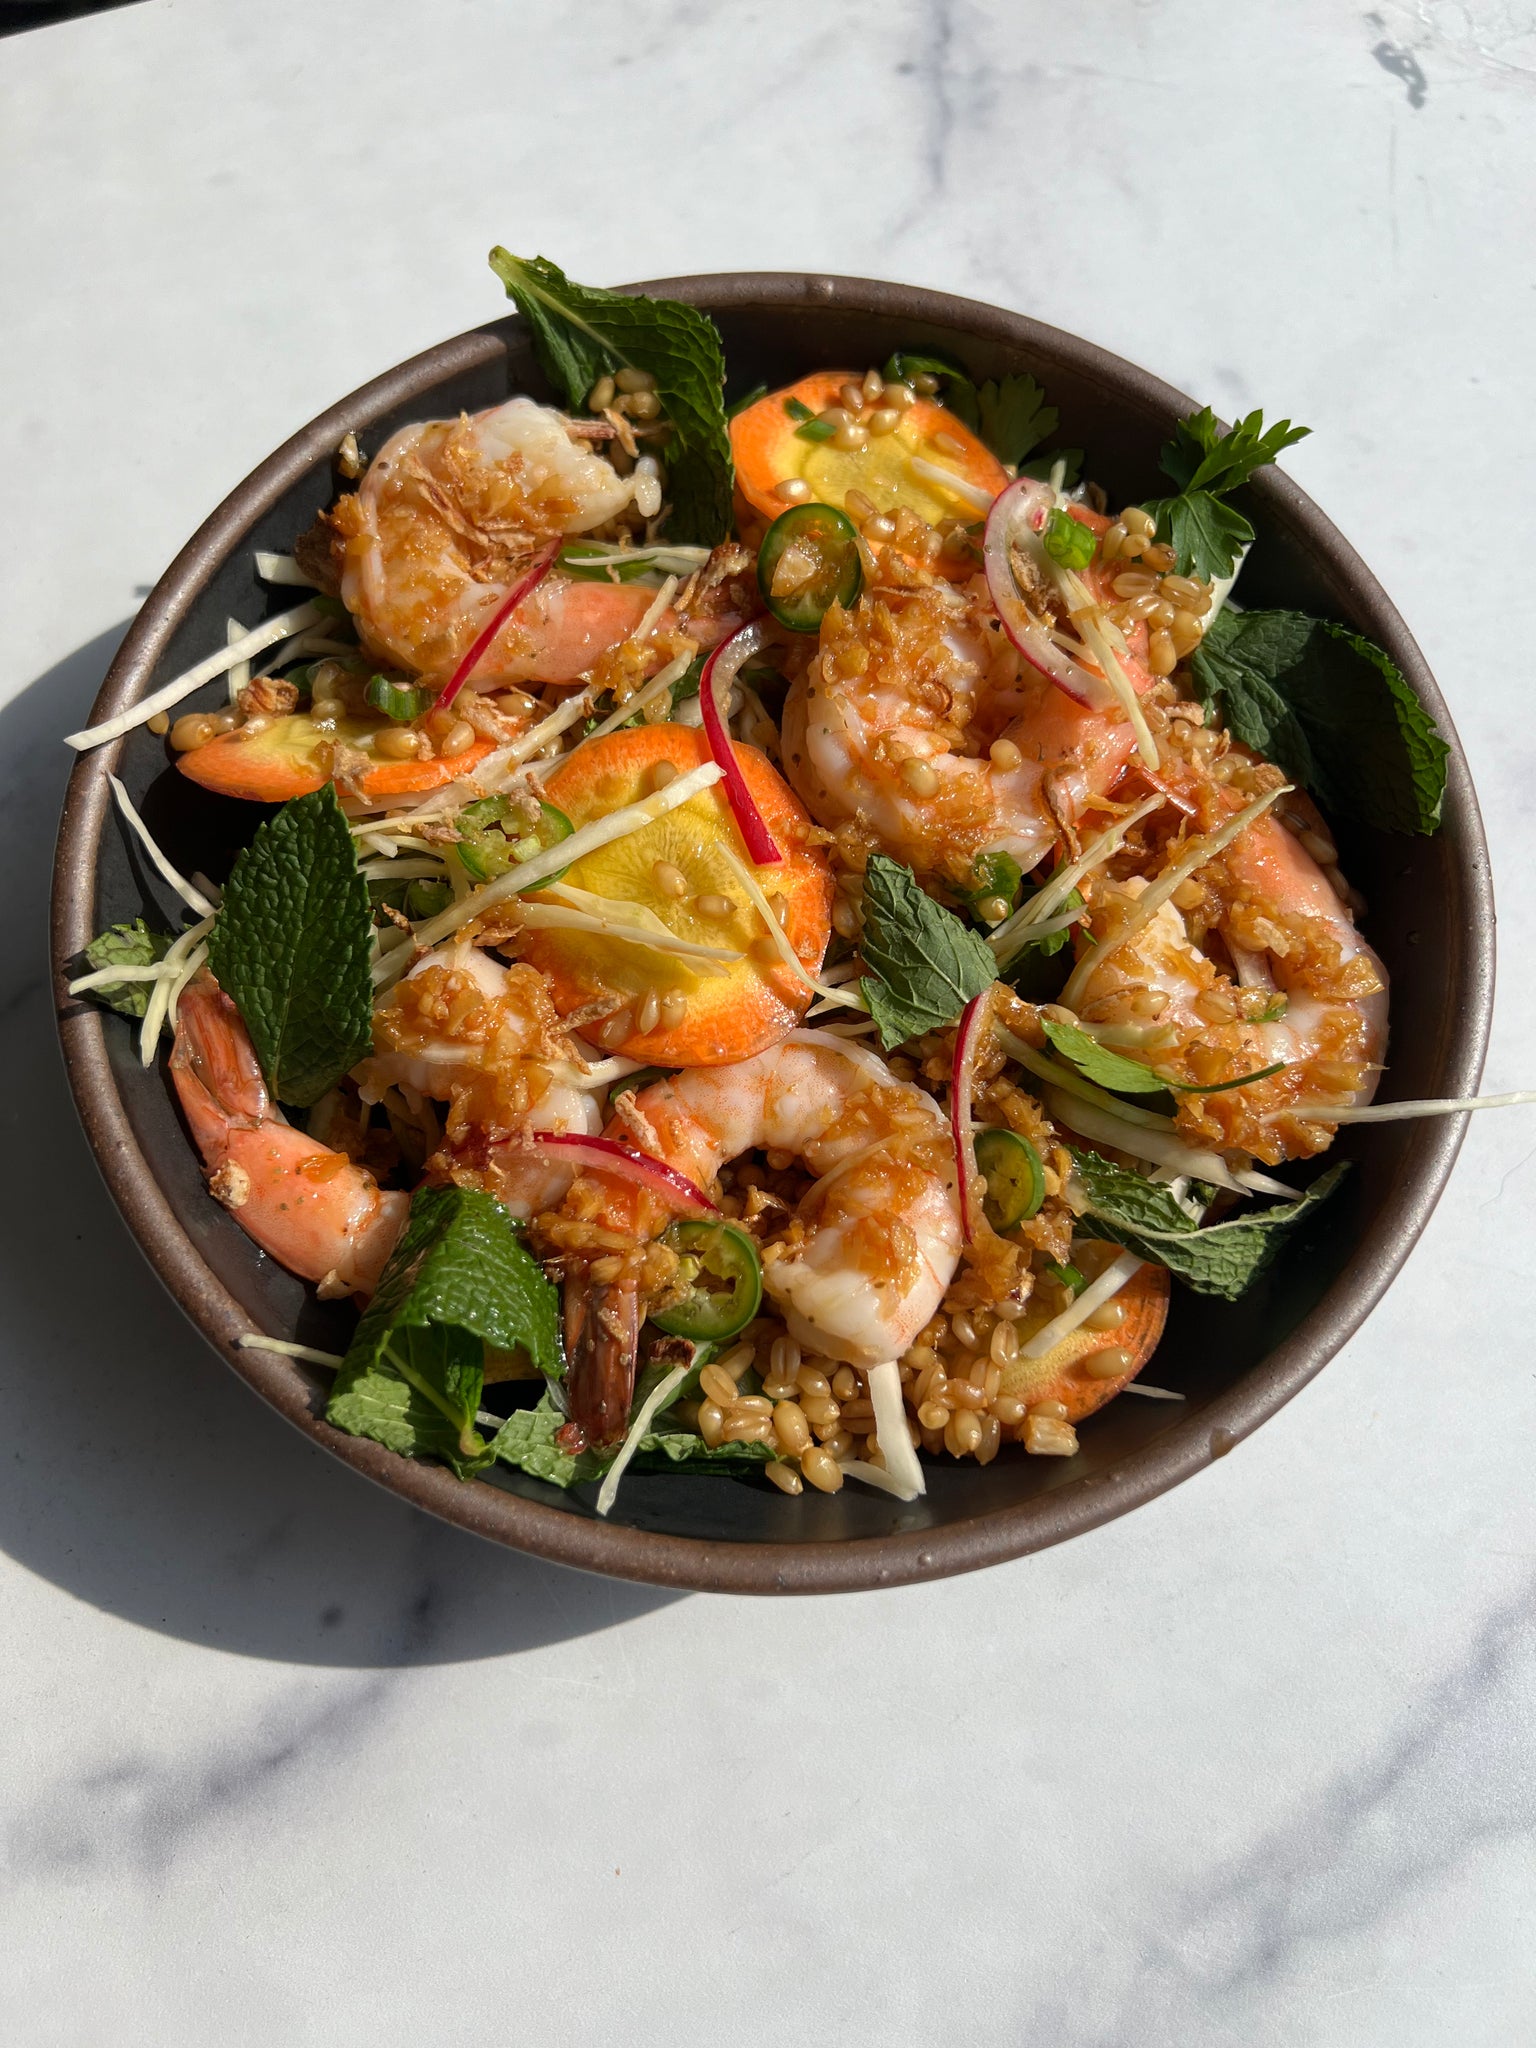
[1013,1576,1536,2042]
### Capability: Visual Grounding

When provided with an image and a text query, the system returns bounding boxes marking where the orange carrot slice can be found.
[520,725,833,1067]
[730,371,1009,535]
[176,711,498,806]
[995,1261,1172,1424]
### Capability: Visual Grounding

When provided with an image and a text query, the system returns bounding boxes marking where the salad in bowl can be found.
[64,250,1502,1533]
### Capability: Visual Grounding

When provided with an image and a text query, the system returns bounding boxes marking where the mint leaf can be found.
[1146,407,1310,580]
[489,248,732,545]
[328,1185,562,1478]
[1190,607,1447,834]
[205,782,373,1107]
[487,1395,774,1487]
[1071,1146,1349,1300]
[1042,1017,1168,1095]
[81,918,172,1018]
[1042,507,1096,571]
[859,854,996,1050]
[1188,607,1319,784]
[977,374,1057,466]
[629,1432,775,1473]
[1071,1150,1212,1233]
[490,1394,599,1489]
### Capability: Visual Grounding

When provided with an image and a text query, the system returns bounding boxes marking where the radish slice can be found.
[699,620,784,865]
[949,988,991,1244]
[528,1131,718,1215]
[983,481,1114,710]
[437,538,561,709]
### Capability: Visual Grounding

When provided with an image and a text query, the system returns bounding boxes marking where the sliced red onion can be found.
[529,1131,718,1215]
[949,990,990,1244]
[437,538,561,709]
[983,480,1115,712]
[699,619,784,865]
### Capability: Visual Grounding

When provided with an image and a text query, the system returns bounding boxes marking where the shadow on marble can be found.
[0,628,682,1666]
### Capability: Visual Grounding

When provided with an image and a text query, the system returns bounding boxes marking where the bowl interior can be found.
[52,276,1492,1591]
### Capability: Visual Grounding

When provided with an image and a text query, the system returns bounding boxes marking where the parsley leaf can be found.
[1145,491,1255,584]
[80,918,172,1018]
[859,853,996,1049]
[1070,1147,1349,1300]
[1158,406,1310,495]
[1042,1017,1168,1095]
[489,248,732,545]
[1190,607,1447,834]
[1145,406,1310,580]
[205,783,373,1107]
[978,374,1058,467]
[1042,507,1096,571]
[328,1186,562,1479]
[883,349,981,430]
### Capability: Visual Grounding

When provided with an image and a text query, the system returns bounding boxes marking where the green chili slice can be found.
[757,503,863,633]
[456,798,574,884]
[651,1220,763,1342]
[973,1126,1045,1232]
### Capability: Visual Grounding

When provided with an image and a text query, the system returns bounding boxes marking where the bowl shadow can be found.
[4,628,680,1664]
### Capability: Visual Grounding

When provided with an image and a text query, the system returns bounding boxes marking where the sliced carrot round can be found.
[176,711,499,806]
[730,371,1009,537]
[519,725,833,1067]
[995,1260,1171,1424]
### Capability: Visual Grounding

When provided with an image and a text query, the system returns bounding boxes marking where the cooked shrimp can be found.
[356,940,604,1216]
[334,397,661,684]
[170,974,408,1296]
[782,570,1154,880]
[1219,810,1389,1148]
[558,1035,963,1444]
[1066,808,1388,1163]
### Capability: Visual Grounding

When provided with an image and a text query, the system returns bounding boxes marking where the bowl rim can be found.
[50,270,1495,1594]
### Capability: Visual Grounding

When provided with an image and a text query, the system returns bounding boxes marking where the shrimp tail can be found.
[562,1275,641,1449]
[170,970,408,1297]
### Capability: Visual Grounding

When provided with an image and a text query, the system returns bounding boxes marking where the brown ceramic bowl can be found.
[50,274,1493,1593]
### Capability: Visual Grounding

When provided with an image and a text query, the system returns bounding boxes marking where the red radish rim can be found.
[950,989,990,1245]
[700,619,784,865]
[982,480,1114,711]
[438,538,561,709]
[529,1131,719,1215]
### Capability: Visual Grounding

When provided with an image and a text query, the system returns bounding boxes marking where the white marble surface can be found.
[3,2,1535,2041]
